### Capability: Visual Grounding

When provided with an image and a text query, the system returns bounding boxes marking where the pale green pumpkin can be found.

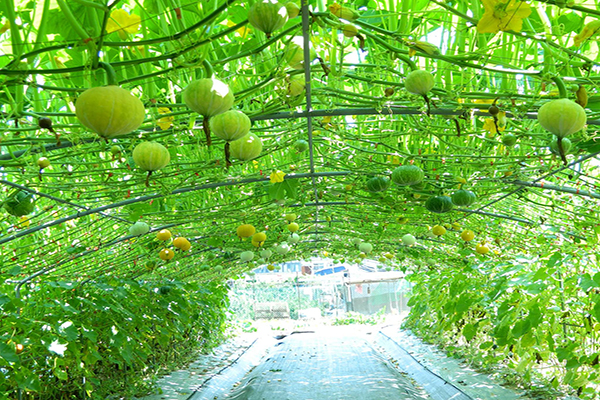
[132,142,171,172]
[404,70,434,96]
[210,110,251,142]
[284,37,317,70]
[537,98,586,138]
[75,85,145,138]
[248,0,288,36]
[182,78,234,118]
[230,133,263,161]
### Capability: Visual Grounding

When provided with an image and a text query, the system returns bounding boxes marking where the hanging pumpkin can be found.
[391,165,424,186]
[210,110,251,142]
[284,37,317,70]
[132,142,171,186]
[451,189,476,207]
[366,176,391,193]
[183,78,234,146]
[129,221,150,236]
[537,98,586,138]
[549,137,572,155]
[425,196,454,213]
[230,133,263,161]
[404,70,434,115]
[248,0,288,37]
[3,190,35,217]
[75,86,145,138]
[404,70,434,96]
[210,110,252,166]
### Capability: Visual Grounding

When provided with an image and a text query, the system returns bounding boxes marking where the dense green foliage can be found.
[0,275,229,399]
[2,0,600,398]
[404,253,600,398]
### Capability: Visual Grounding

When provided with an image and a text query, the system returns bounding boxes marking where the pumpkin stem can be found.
[202,59,214,79]
[557,137,568,165]
[317,57,330,77]
[98,62,118,86]
[203,118,212,146]
[145,170,153,187]
[423,94,431,116]
[550,76,568,99]
[224,142,232,168]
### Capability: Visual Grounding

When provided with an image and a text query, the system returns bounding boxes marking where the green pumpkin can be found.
[230,133,263,161]
[285,2,300,18]
[501,133,517,147]
[391,165,424,186]
[537,98,586,138]
[425,196,454,213]
[75,85,145,138]
[279,74,305,98]
[451,190,476,207]
[366,176,391,193]
[129,221,150,236]
[284,37,317,70]
[4,190,35,217]
[248,0,288,36]
[294,139,309,152]
[158,286,171,295]
[404,70,434,96]
[210,110,251,142]
[549,137,572,155]
[132,142,171,172]
[182,78,234,118]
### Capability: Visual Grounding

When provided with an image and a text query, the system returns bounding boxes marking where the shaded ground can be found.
[219,328,431,400]
[140,318,569,400]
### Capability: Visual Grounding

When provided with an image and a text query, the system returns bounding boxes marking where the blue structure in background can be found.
[314,266,347,276]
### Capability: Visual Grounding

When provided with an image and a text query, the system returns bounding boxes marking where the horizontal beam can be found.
[510,179,600,200]
[455,208,535,224]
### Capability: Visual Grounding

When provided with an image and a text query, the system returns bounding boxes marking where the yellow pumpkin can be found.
[75,85,145,138]
[173,237,191,251]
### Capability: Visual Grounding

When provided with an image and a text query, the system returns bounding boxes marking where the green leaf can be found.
[462,323,478,341]
[593,300,600,323]
[494,323,511,346]
[579,273,599,292]
[512,319,531,338]
[557,13,583,34]
[455,294,474,314]
[0,342,19,363]
[547,252,563,268]
[268,180,299,201]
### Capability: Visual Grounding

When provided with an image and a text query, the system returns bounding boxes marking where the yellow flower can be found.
[483,112,506,135]
[573,20,600,47]
[270,170,286,183]
[157,107,173,130]
[227,20,252,38]
[477,0,531,34]
[106,9,141,40]
[0,20,10,35]
[18,216,30,228]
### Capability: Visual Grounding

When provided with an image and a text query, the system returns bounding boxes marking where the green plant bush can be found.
[403,253,600,399]
[333,308,386,326]
[0,275,229,399]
